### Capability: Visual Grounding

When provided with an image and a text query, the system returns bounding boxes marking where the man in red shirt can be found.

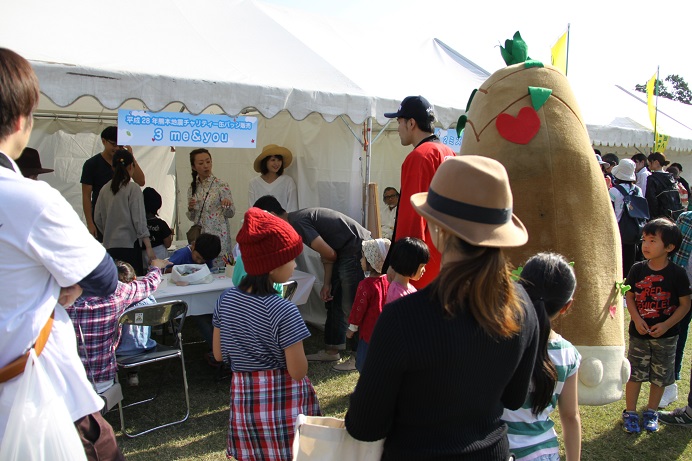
[384,96,455,288]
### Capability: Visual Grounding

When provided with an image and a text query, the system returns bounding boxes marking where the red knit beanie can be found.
[236,207,303,275]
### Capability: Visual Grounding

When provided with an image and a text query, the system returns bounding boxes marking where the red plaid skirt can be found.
[227,368,321,461]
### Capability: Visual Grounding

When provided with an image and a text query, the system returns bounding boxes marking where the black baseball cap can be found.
[384,96,435,121]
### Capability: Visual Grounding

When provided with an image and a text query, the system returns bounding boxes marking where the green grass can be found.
[108,321,692,460]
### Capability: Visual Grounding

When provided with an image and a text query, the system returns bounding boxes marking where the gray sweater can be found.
[94,180,149,248]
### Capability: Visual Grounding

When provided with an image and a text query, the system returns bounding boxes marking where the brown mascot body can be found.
[459,37,629,405]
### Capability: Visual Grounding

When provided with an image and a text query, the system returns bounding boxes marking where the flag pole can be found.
[565,23,570,77]
[654,65,659,150]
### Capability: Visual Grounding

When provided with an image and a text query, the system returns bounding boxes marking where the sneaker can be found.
[659,407,692,427]
[643,410,659,432]
[306,350,340,362]
[127,372,139,387]
[659,383,678,408]
[332,356,357,372]
[622,410,641,434]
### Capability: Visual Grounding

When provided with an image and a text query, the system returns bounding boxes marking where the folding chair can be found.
[281,280,298,301]
[116,300,190,438]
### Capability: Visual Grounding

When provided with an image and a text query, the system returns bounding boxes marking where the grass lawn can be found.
[108,318,692,460]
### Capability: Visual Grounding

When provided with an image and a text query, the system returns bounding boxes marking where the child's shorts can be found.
[628,335,678,387]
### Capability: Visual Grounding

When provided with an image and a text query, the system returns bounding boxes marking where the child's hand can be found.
[633,317,650,335]
[648,323,670,338]
[346,330,355,339]
[150,259,168,270]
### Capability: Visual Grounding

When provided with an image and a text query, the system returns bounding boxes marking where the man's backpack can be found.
[614,184,650,245]
[649,172,685,221]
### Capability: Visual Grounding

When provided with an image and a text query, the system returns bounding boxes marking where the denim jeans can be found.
[323,252,364,350]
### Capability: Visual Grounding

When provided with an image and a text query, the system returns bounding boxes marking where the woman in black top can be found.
[346,156,539,460]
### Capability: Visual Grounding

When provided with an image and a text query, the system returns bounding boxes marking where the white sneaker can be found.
[659,383,678,408]
[332,356,357,372]
[306,350,340,362]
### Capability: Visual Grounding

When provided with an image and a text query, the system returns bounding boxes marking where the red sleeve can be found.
[348,280,372,326]
[395,149,439,241]
[394,143,455,240]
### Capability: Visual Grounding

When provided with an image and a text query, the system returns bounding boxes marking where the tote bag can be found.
[170,264,213,285]
[0,349,87,461]
[292,414,384,461]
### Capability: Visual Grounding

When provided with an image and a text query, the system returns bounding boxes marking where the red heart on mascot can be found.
[496,106,540,145]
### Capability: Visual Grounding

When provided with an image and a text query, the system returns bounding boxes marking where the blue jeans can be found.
[355,339,368,372]
[323,252,363,350]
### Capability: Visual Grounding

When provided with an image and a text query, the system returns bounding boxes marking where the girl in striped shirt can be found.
[502,253,582,461]
[212,208,320,461]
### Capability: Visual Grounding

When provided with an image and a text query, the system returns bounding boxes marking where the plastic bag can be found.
[0,349,87,461]
[291,414,383,461]
[170,263,213,285]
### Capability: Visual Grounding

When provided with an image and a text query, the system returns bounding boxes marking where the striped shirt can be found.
[673,211,692,284]
[502,334,581,461]
[213,287,309,371]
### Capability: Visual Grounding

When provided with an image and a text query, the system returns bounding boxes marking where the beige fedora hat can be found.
[254,144,293,173]
[411,156,528,247]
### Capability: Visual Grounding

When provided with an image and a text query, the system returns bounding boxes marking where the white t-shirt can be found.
[248,174,298,212]
[0,155,107,438]
[380,205,397,240]
[636,168,651,196]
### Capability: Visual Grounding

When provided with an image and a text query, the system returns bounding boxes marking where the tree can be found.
[635,74,692,105]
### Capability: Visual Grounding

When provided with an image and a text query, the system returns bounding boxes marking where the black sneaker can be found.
[659,407,692,427]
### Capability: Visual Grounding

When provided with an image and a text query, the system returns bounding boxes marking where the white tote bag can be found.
[170,264,213,285]
[292,414,384,461]
[0,349,87,461]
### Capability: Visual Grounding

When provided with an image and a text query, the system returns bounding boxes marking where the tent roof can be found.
[4,0,692,150]
[2,0,489,128]
[4,0,372,122]
[578,83,692,152]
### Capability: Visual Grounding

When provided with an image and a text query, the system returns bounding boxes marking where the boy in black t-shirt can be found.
[623,218,692,434]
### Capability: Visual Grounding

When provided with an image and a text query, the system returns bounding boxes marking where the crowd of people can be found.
[7,40,692,461]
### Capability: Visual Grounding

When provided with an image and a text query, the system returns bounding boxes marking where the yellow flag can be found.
[646,72,657,128]
[551,31,568,75]
[655,132,669,153]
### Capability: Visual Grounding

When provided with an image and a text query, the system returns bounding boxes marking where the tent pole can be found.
[364,117,373,228]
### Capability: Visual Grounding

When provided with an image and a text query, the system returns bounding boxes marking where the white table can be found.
[153,269,316,316]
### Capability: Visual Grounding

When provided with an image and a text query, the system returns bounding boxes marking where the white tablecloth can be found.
[153,269,316,316]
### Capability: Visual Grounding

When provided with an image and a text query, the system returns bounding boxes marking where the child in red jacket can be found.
[337,238,391,372]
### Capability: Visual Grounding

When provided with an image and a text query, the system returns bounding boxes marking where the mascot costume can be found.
[458,32,629,405]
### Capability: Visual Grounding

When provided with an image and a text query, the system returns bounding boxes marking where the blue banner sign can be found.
[117,110,258,148]
[434,128,462,153]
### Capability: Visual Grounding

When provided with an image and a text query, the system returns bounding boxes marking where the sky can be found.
[262,0,691,93]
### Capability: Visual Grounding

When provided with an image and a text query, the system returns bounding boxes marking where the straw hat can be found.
[254,144,293,173]
[612,159,636,182]
[411,156,527,247]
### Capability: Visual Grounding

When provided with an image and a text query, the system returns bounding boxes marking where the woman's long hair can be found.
[189,148,211,195]
[430,235,523,339]
[111,149,134,195]
[519,252,576,415]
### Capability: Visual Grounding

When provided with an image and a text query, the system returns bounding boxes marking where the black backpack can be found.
[648,172,685,221]
[614,184,650,245]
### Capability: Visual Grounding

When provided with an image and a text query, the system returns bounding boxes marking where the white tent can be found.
[5,0,692,325]
[1,0,489,326]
